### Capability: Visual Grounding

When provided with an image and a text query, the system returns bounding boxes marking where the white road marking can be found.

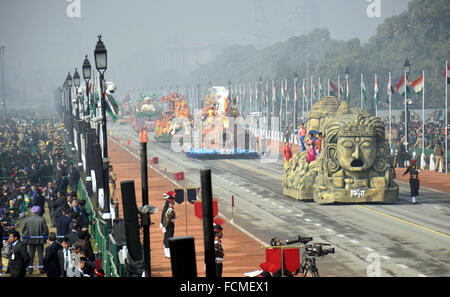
[364,247,375,252]
[314,223,322,227]
[381,255,390,260]
[325,228,334,232]
[337,234,346,238]
[349,239,359,244]
[417,273,427,277]
[396,264,408,269]
[304,218,312,222]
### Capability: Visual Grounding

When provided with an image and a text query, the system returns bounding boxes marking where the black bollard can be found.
[200,169,216,278]
[169,236,197,278]
[140,129,151,277]
[120,180,144,276]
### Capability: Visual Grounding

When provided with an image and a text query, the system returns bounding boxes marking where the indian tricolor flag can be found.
[444,63,450,83]
[394,74,410,97]
[409,73,424,96]
[105,90,119,122]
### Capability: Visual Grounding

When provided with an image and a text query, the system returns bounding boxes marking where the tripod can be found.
[299,254,320,277]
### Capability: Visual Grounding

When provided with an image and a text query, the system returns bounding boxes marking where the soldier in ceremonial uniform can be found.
[160,191,176,258]
[403,159,420,204]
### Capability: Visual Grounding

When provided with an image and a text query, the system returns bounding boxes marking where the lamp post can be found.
[404,58,410,151]
[73,68,82,163]
[62,79,67,123]
[94,34,111,221]
[82,55,91,117]
[66,72,74,148]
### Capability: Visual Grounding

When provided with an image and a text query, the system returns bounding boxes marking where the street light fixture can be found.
[404,58,410,77]
[94,35,107,74]
[82,55,91,81]
[66,72,73,87]
[73,68,80,88]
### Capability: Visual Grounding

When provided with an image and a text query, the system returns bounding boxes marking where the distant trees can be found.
[186,0,449,110]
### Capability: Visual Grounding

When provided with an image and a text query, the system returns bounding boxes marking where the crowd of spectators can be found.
[0,115,103,277]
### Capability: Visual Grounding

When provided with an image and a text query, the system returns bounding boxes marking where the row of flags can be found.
[230,62,450,110]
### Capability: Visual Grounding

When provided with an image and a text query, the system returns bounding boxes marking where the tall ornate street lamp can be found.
[73,68,82,163]
[66,72,74,147]
[82,55,92,118]
[94,34,111,220]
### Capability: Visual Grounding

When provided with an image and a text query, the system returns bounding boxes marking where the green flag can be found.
[105,90,119,122]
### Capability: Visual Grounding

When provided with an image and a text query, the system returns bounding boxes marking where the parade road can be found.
[111,123,450,277]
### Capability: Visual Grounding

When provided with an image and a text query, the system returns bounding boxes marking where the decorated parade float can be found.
[283,96,399,204]
[186,86,258,159]
[153,92,190,142]
[132,95,161,132]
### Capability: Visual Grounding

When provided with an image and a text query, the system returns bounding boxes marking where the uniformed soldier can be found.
[160,191,176,258]
[403,159,420,204]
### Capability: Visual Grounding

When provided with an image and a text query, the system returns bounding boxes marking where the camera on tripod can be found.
[304,243,335,257]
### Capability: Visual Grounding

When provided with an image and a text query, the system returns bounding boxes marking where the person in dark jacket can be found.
[7,230,31,277]
[21,206,49,274]
[56,206,72,243]
[43,232,62,277]
[50,192,68,228]
[52,162,64,191]
[27,163,40,186]
[67,163,80,195]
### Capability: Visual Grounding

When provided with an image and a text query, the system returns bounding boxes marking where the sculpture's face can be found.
[337,136,376,172]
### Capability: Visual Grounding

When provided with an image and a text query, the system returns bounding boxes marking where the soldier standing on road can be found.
[403,159,420,204]
[434,142,444,173]
[160,191,176,259]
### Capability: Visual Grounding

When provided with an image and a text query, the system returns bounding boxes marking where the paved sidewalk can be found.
[108,139,267,277]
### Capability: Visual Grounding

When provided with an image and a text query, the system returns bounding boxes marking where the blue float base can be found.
[186,149,259,160]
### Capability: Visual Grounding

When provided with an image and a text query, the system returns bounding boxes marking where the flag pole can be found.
[422,70,425,168]
[279,79,282,134]
[405,71,408,152]
[328,79,330,96]
[360,73,363,110]
[302,79,305,121]
[338,75,341,99]
[375,73,378,117]
[294,78,297,134]
[389,72,392,152]
[446,61,448,174]
[285,79,288,131]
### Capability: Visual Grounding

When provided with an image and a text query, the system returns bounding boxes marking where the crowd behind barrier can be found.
[0,114,107,277]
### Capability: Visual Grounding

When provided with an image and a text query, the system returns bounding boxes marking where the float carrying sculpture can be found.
[282,96,398,204]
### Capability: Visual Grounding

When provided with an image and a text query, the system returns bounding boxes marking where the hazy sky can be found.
[0,0,412,105]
